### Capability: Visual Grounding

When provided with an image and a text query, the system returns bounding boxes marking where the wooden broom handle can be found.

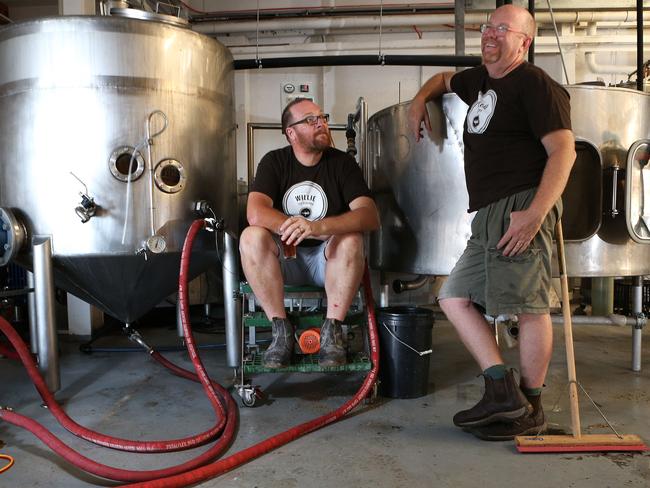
[555,219,582,438]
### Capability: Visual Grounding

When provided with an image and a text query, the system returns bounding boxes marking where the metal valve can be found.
[75,193,97,223]
[70,172,97,223]
[193,200,224,231]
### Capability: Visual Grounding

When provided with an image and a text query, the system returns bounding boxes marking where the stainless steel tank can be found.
[368,95,473,275]
[369,86,650,278]
[563,85,650,277]
[0,15,236,322]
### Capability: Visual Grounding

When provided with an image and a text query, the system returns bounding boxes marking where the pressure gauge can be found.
[145,235,167,254]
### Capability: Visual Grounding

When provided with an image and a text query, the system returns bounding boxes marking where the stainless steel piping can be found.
[393,275,431,294]
[222,231,241,368]
[33,237,60,392]
[454,0,465,64]
[353,98,369,185]
[27,271,37,354]
[631,275,643,372]
[550,314,644,327]
[192,11,650,36]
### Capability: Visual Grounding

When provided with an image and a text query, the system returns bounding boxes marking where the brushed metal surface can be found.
[0,16,236,321]
[563,85,650,277]
[369,85,650,278]
[368,95,473,275]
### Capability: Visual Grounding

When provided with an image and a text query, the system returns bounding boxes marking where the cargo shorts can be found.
[438,187,562,316]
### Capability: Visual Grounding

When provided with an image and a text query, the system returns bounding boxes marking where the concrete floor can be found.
[1,316,649,487]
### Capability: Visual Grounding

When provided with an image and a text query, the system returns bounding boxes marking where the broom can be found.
[515,219,648,453]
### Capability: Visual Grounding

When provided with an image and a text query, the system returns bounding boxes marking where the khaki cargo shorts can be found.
[438,187,562,316]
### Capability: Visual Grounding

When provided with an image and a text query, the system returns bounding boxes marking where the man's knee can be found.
[326,232,364,261]
[439,297,474,315]
[239,226,276,258]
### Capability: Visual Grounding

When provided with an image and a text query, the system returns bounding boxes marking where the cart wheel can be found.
[239,386,263,407]
[241,390,257,407]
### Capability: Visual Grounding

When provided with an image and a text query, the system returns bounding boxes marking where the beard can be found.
[312,131,330,151]
[297,129,330,152]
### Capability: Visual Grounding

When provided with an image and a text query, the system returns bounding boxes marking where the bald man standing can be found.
[408,5,576,440]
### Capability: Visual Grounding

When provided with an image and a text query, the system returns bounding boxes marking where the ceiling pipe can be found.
[454,0,464,61]
[638,0,644,91]
[227,35,642,59]
[192,11,650,36]
[584,23,638,75]
[233,54,481,70]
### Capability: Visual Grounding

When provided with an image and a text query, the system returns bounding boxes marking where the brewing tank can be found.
[368,95,473,275]
[0,15,236,322]
[562,85,650,277]
[368,86,650,278]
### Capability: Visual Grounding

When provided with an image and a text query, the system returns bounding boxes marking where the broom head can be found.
[515,434,648,453]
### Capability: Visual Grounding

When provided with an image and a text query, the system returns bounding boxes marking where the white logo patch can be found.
[466,89,497,134]
[282,181,328,221]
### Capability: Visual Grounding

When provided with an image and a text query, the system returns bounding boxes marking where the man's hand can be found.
[497,208,545,256]
[407,71,454,142]
[279,216,320,245]
[407,97,431,142]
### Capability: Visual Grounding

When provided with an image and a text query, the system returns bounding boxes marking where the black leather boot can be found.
[469,393,546,441]
[453,369,532,428]
[262,317,294,368]
[318,318,346,367]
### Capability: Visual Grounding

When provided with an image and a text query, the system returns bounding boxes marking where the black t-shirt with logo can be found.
[251,145,371,246]
[450,62,572,212]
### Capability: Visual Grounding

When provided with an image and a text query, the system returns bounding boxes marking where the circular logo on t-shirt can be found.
[467,89,497,134]
[282,181,328,221]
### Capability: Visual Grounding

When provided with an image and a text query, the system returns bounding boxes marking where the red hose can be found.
[0,221,229,453]
[122,260,380,488]
[0,315,227,453]
[0,219,379,486]
[0,220,238,481]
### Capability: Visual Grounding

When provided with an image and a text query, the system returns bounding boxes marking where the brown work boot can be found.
[318,318,346,367]
[452,369,532,428]
[262,317,294,368]
[468,394,547,441]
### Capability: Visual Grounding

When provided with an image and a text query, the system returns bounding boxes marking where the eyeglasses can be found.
[287,113,330,128]
[479,23,529,38]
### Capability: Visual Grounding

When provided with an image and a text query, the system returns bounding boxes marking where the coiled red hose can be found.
[122,252,380,488]
[0,220,238,481]
[0,225,227,454]
[0,316,227,452]
[0,219,379,486]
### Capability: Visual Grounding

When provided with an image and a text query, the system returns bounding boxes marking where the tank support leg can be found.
[33,236,60,392]
[222,231,241,368]
[26,271,38,354]
[631,276,643,372]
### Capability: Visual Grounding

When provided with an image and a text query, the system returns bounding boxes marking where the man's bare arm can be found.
[407,71,455,141]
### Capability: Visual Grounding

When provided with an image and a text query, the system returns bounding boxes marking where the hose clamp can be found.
[634,312,647,330]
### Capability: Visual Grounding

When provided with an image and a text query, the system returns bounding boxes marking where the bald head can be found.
[491,4,536,39]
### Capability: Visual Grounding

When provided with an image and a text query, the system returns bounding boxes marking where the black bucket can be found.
[377,306,434,399]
